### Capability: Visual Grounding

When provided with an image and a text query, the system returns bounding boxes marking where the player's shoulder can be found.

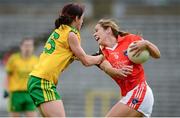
[124,34,143,42]
[70,27,79,34]
[59,24,79,34]
[124,33,141,38]
[6,53,20,64]
[9,53,20,60]
[68,31,78,40]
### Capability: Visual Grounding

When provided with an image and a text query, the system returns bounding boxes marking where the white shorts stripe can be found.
[133,84,145,109]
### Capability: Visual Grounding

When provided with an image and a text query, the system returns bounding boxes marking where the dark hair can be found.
[20,37,34,45]
[55,3,85,29]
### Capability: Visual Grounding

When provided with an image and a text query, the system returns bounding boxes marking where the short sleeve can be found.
[128,34,144,42]
[5,55,15,74]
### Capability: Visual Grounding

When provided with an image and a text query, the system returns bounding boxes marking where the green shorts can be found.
[9,91,36,112]
[27,75,61,107]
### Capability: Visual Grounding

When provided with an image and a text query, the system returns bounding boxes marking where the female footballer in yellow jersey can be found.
[5,38,38,117]
[28,3,103,117]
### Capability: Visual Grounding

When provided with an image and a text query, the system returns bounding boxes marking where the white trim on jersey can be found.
[105,43,118,51]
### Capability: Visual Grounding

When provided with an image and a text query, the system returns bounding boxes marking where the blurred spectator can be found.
[4,37,38,117]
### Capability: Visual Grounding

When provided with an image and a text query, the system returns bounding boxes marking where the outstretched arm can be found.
[68,32,103,67]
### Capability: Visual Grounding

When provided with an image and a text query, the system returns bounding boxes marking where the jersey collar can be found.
[102,35,123,51]
[105,43,118,51]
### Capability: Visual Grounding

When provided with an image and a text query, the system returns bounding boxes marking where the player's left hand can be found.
[129,40,148,57]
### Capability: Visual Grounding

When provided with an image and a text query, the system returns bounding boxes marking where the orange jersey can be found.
[102,34,146,96]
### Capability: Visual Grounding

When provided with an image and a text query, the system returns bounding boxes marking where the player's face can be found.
[93,24,108,46]
[20,40,34,57]
[75,14,84,30]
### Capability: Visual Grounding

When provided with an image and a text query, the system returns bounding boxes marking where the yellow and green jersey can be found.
[6,53,38,92]
[30,25,81,85]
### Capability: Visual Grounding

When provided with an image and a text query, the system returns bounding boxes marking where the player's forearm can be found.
[81,55,103,67]
[4,76,10,91]
[105,68,118,78]
[145,40,161,59]
[100,63,118,78]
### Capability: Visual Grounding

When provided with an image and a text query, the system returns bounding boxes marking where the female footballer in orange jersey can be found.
[93,19,160,117]
[27,3,103,117]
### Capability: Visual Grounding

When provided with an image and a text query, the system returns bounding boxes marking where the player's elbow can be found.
[155,53,161,59]
[152,51,161,59]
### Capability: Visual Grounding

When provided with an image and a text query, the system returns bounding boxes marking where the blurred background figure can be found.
[0,0,180,117]
[3,38,38,117]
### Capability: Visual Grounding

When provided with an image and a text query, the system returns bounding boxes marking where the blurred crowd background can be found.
[0,0,180,117]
